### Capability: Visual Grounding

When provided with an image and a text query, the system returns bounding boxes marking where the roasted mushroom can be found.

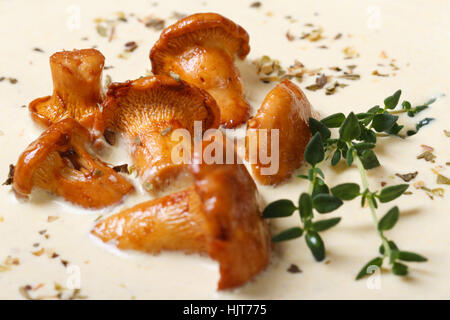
[13,119,134,209]
[246,79,314,185]
[150,13,251,128]
[92,137,271,290]
[102,75,220,192]
[29,49,105,138]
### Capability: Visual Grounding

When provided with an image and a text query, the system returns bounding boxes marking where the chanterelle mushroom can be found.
[150,13,251,128]
[102,75,220,192]
[92,137,271,290]
[29,49,105,138]
[246,79,314,185]
[13,119,134,209]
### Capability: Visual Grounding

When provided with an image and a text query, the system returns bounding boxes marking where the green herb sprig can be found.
[263,90,432,277]
[263,130,345,262]
[316,90,429,278]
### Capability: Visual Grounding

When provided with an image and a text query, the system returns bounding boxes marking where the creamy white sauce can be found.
[0,0,449,299]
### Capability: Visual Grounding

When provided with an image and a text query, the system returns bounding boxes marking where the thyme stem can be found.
[307,167,317,195]
[352,147,392,260]
[307,150,330,195]
[388,109,407,115]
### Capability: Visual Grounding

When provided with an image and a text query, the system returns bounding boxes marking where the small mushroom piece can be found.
[150,13,251,128]
[13,119,134,209]
[102,75,220,192]
[246,79,314,185]
[29,49,105,138]
[92,138,271,290]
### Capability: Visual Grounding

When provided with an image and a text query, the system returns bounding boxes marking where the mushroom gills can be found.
[13,119,134,209]
[102,75,220,193]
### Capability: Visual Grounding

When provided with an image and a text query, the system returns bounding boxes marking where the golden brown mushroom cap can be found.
[92,137,271,290]
[150,13,251,128]
[246,79,313,185]
[13,119,134,209]
[102,75,220,192]
[29,49,105,138]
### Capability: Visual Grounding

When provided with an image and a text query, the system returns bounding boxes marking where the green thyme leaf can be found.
[353,142,375,151]
[299,193,313,222]
[312,194,343,213]
[378,184,409,203]
[406,118,434,136]
[304,133,324,166]
[359,149,380,169]
[346,148,354,166]
[397,251,427,262]
[356,257,383,280]
[315,167,325,178]
[366,129,377,143]
[272,227,303,242]
[308,168,315,180]
[309,118,331,140]
[339,112,361,141]
[356,112,372,120]
[369,193,378,208]
[384,89,401,109]
[360,188,369,207]
[405,96,439,117]
[262,199,297,218]
[331,149,341,166]
[305,231,325,261]
[312,178,330,196]
[312,217,341,232]
[331,183,360,200]
[372,113,399,132]
[367,105,381,114]
[321,113,345,128]
[402,101,411,113]
[392,262,408,276]
[378,206,399,231]
[385,122,404,135]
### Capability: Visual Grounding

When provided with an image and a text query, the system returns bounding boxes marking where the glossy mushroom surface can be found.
[29,49,105,138]
[246,79,313,185]
[102,75,220,193]
[13,119,134,209]
[92,187,208,253]
[92,137,271,290]
[150,13,251,128]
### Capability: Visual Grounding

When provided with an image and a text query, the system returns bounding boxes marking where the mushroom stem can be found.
[50,50,104,111]
[29,49,105,138]
[92,187,208,253]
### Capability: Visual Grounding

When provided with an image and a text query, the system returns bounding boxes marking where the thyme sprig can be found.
[263,128,345,262]
[263,90,430,277]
